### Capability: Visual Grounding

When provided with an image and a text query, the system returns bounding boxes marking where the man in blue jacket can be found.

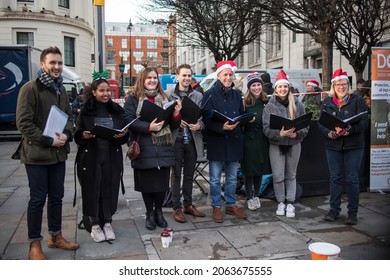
[201,60,247,223]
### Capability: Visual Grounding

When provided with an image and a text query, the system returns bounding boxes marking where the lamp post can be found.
[127,18,133,87]
[119,56,125,97]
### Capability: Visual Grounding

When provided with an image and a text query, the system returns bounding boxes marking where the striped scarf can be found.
[37,68,63,95]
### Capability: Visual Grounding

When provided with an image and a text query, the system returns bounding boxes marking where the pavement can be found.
[1,140,390,260]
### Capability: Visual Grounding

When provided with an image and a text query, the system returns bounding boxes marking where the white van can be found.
[200,69,321,100]
[62,66,85,104]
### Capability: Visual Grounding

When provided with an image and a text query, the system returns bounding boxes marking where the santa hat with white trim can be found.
[331,68,348,83]
[216,60,237,75]
[274,70,290,87]
[306,80,319,87]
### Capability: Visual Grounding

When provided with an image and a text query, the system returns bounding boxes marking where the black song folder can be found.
[212,110,257,125]
[90,119,135,141]
[180,95,210,124]
[319,110,367,130]
[139,99,176,123]
[269,112,312,131]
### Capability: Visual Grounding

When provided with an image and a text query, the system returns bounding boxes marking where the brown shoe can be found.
[174,208,187,223]
[225,205,247,219]
[28,241,47,260]
[184,205,206,217]
[212,207,224,223]
[48,232,79,250]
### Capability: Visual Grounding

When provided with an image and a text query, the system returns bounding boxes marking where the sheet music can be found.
[43,105,68,138]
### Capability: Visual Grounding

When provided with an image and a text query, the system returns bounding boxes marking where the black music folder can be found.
[180,95,210,124]
[139,99,176,123]
[212,110,257,125]
[269,112,312,131]
[90,119,135,141]
[319,111,368,130]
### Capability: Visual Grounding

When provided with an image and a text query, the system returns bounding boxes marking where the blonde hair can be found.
[329,78,350,98]
[275,84,297,119]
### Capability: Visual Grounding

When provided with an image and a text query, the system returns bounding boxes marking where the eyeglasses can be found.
[334,83,348,88]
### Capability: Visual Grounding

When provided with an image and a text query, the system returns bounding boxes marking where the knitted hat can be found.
[247,72,263,88]
[331,68,348,83]
[274,70,289,87]
[306,80,319,87]
[216,60,237,75]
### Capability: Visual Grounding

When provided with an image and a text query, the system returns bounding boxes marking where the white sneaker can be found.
[276,202,286,216]
[253,197,261,209]
[91,225,105,242]
[247,199,257,211]
[286,204,295,218]
[103,223,116,240]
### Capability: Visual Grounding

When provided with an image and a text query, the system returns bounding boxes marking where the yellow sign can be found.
[94,0,105,6]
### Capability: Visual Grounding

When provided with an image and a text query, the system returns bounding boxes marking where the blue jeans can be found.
[325,148,364,214]
[209,161,239,207]
[25,162,65,242]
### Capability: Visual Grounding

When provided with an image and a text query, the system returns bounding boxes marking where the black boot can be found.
[155,208,168,228]
[145,211,156,230]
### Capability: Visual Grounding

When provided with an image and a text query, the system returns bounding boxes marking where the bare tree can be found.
[148,0,269,64]
[334,0,390,81]
[262,0,350,90]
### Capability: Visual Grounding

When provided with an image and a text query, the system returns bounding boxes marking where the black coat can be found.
[123,95,180,170]
[319,94,368,151]
[74,98,129,217]
[202,80,244,161]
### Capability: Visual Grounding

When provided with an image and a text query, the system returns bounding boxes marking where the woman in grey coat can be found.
[263,70,309,218]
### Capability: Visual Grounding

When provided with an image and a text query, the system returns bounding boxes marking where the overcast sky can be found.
[104,0,168,23]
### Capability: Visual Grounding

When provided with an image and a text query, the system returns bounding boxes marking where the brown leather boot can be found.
[48,232,79,250]
[28,241,47,260]
[225,205,247,219]
[174,208,186,223]
[212,207,224,223]
[184,205,206,217]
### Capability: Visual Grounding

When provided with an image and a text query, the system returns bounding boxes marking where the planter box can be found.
[297,120,370,197]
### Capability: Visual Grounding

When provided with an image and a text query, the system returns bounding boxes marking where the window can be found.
[17,0,34,2]
[121,38,127,48]
[163,39,169,48]
[136,38,141,49]
[107,38,113,48]
[292,31,297,43]
[147,52,157,60]
[200,47,205,57]
[64,36,75,67]
[147,39,157,49]
[161,52,168,62]
[134,51,143,61]
[106,51,115,64]
[58,0,69,8]
[17,32,34,46]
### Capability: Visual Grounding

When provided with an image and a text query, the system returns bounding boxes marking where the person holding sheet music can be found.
[201,60,248,223]
[319,68,368,225]
[123,67,182,230]
[14,46,78,259]
[262,70,309,218]
[74,76,129,243]
[241,72,271,211]
[166,64,206,223]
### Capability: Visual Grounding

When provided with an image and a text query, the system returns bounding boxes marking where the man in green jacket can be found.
[15,46,79,260]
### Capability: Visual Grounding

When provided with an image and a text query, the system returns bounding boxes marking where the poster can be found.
[370,48,390,191]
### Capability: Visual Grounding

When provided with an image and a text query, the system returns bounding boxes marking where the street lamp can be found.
[119,56,125,97]
[127,18,133,87]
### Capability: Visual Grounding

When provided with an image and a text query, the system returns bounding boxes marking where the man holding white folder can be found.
[14,46,79,260]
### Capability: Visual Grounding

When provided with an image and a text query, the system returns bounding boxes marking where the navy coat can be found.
[202,80,244,162]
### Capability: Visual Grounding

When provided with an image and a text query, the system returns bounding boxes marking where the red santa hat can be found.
[216,60,237,75]
[274,70,290,87]
[306,80,319,87]
[331,68,348,83]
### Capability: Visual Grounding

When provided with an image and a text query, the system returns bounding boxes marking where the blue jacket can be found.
[319,94,368,151]
[202,80,244,161]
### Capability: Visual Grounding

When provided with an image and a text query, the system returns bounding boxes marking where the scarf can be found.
[38,68,63,95]
[136,89,173,145]
[275,95,289,107]
[333,94,350,108]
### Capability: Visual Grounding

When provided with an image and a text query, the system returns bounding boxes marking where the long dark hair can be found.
[84,79,109,102]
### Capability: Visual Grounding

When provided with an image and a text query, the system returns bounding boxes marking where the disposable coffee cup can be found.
[161,231,170,248]
[164,227,173,242]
